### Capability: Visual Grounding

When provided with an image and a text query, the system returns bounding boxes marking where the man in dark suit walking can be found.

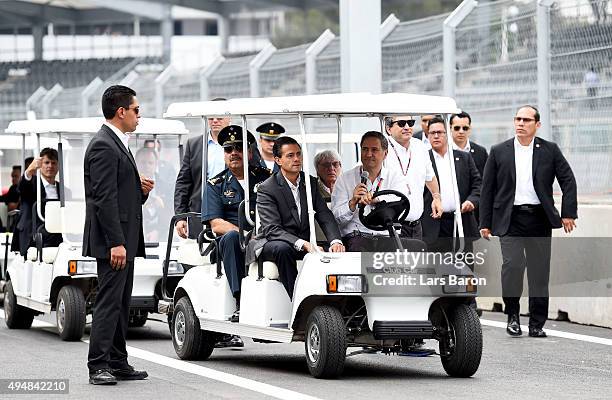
[174,98,230,239]
[84,85,153,385]
[248,137,344,299]
[450,111,488,179]
[480,105,577,338]
[421,117,481,253]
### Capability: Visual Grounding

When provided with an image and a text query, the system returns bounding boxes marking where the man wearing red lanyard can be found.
[384,116,443,239]
[331,131,422,251]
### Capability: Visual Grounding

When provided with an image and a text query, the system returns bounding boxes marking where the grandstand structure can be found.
[0,0,611,198]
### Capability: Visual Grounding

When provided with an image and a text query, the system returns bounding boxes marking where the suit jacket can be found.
[174,135,203,217]
[413,131,423,141]
[83,125,147,261]
[246,171,341,265]
[479,137,578,236]
[11,175,67,256]
[422,150,481,244]
[468,141,489,179]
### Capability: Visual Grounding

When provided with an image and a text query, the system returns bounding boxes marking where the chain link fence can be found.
[208,55,255,100]
[315,37,340,94]
[455,0,538,149]
[550,0,612,198]
[260,44,309,97]
[382,13,449,94]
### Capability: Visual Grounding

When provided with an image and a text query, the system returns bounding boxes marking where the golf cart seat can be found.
[26,246,59,264]
[247,259,304,280]
[176,238,210,267]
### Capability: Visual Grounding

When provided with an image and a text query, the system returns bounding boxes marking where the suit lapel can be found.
[532,136,541,183]
[506,139,516,187]
[102,125,139,174]
[276,172,301,226]
[298,176,309,230]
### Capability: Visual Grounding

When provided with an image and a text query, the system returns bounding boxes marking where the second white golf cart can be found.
[3,117,189,340]
[161,93,483,378]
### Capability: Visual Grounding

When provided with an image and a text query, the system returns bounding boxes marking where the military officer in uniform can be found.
[202,125,271,327]
[255,122,285,173]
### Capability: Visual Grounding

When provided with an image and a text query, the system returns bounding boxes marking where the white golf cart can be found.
[160,93,483,378]
[3,117,190,340]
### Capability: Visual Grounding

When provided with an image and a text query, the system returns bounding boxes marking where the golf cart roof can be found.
[5,117,189,135]
[164,93,461,119]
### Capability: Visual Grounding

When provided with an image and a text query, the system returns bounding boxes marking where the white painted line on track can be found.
[480,319,612,346]
[0,309,324,400]
[81,338,324,400]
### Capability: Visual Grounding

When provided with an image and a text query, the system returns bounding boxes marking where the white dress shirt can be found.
[432,150,457,212]
[23,173,58,200]
[264,159,276,171]
[103,121,130,150]
[452,139,471,153]
[384,136,434,221]
[331,164,421,237]
[207,136,225,179]
[513,137,540,205]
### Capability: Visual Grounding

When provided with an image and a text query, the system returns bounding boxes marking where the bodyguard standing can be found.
[84,85,153,385]
[480,105,577,338]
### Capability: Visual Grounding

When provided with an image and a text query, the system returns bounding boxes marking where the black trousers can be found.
[400,220,423,240]
[87,258,134,372]
[500,207,552,329]
[260,240,305,300]
[217,230,245,297]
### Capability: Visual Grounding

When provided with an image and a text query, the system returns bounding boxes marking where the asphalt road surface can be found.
[1,308,611,400]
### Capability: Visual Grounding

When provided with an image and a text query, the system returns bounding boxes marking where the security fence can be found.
[7,0,612,199]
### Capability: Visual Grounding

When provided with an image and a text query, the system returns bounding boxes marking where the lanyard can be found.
[361,167,384,194]
[390,141,411,176]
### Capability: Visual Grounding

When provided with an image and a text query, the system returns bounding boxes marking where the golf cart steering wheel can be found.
[358,189,410,231]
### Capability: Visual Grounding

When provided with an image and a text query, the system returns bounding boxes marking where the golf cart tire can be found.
[440,304,482,378]
[56,285,86,341]
[172,296,215,360]
[4,280,34,329]
[128,313,148,328]
[305,306,347,379]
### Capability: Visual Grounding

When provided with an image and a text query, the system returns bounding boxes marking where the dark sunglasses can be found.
[453,125,470,132]
[223,145,243,154]
[126,106,140,115]
[391,119,415,128]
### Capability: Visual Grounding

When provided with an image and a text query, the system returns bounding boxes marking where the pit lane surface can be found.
[1,308,611,400]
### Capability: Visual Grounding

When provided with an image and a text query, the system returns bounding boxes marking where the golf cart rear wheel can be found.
[128,313,148,328]
[440,304,482,377]
[56,285,86,341]
[172,296,215,360]
[4,280,34,329]
[305,306,347,379]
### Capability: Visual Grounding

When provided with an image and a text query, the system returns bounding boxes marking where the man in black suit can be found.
[10,149,65,256]
[174,98,230,239]
[450,111,488,179]
[84,85,153,385]
[248,137,344,299]
[421,117,481,252]
[480,105,577,338]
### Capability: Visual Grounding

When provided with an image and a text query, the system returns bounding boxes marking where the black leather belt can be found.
[441,212,456,219]
[403,219,421,227]
[513,204,543,212]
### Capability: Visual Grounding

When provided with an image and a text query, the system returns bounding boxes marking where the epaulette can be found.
[207,169,227,185]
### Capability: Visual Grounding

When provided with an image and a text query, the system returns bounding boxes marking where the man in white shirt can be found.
[332,131,422,251]
[480,105,577,338]
[384,116,443,239]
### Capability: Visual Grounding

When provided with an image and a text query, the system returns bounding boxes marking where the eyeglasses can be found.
[514,117,535,123]
[453,125,470,132]
[127,106,140,115]
[223,145,243,154]
[391,119,415,128]
[320,161,341,169]
[428,130,447,137]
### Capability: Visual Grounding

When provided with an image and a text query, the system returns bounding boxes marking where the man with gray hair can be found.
[314,149,342,201]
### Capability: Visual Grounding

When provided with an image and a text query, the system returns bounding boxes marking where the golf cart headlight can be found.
[327,275,366,293]
[168,261,185,275]
[68,260,97,275]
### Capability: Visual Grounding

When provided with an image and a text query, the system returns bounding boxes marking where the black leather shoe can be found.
[528,327,547,338]
[110,365,148,381]
[506,314,522,336]
[89,369,117,385]
[230,309,240,323]
[215,334,244,348]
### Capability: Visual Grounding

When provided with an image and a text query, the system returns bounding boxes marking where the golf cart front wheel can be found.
[305,306,347,379]
[440,304,482,377]
[172,296,215,360]
[4,280,35,329]
[56,285,86,341]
